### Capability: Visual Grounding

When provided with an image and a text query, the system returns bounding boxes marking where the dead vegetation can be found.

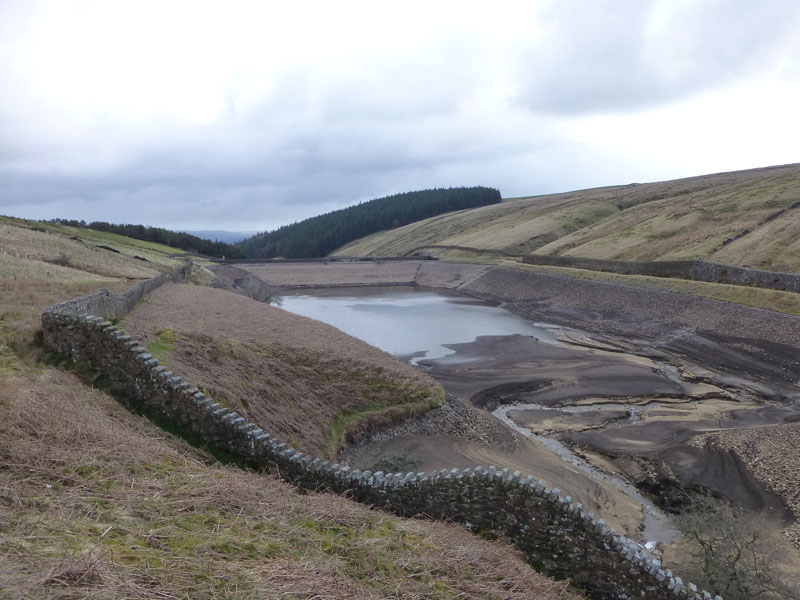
[669,496,800,600]
[0,371,583,600]
[691,423,800,549]
[337,163,800,272]
[121,284,444,459]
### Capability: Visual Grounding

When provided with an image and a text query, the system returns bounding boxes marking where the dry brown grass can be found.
[337,163,800,272]
[121,284,443,459]
[0,218,584,599]
[0,220,172,279]
[0,372,583,600]
[0,274,131,377]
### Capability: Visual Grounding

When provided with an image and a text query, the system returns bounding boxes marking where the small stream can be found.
[492,402,678,543]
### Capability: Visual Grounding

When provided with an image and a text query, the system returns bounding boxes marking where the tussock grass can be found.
[0,373,582,600]
[0,216,183,276]
[146,328,179,362]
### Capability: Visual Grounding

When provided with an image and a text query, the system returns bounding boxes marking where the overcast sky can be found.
[1,1,799,232]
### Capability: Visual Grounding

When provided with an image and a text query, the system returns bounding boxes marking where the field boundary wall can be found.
[45,260,193,317]
[521,254,800,293]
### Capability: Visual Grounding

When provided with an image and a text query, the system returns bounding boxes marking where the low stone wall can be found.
[522,254,800,293]
[45,261,193,317]
[41,280,721,600]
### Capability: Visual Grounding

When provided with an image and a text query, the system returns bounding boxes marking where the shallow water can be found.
[281,286,558,363]
[492,402,677,543]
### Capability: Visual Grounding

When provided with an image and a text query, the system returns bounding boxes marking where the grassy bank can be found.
[121,285,446,460]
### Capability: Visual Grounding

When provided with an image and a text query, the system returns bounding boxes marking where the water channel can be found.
[281,285,676,543]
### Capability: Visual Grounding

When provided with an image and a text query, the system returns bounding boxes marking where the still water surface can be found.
[281,286,557,363]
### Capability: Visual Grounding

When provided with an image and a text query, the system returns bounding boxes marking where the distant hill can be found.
[238,187,502,259]
[49,219,245,259]
[337,164,800,273]
[183,230,259,244]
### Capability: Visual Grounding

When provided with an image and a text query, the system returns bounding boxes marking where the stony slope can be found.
[337,163,800,272]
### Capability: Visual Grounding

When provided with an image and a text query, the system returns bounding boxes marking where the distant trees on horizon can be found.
[49,219,246,259]
[238,186,502,259]
[49,186,501,260]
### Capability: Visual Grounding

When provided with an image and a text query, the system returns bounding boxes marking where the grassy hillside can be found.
[0,217,580,599]
[337,163,800,273]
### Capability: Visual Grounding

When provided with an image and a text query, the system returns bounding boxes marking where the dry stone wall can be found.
[522,254,800,293]
[41,268,722,600]
[46,261,193,317]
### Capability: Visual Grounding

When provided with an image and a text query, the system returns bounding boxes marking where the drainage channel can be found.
[492,401,679,545]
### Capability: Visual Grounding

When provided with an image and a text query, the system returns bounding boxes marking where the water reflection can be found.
[281,286,556,364]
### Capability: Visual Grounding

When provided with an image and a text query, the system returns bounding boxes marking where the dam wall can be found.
[41,270,722,600]
[239,260,425,288]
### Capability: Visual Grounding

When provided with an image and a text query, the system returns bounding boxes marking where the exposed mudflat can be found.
[308,268,800,547]
[196,261,800,548]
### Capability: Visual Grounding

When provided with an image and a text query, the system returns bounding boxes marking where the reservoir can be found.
[281,284,679,542]
[280,286,558,363]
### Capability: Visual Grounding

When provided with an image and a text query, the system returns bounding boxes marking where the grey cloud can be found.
[513,0,800,115]
[2,1,798,231]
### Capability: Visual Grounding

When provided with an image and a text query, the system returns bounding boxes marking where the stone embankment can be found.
[240,260,425,288]
[521,254,800,294]
[42,263,723,600]
[361,245,800,294]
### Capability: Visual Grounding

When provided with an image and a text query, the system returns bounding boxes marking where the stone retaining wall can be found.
[41,273,721,600]
[522,254,800,293]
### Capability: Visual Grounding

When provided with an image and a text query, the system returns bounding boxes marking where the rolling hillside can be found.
[337,163,800,273]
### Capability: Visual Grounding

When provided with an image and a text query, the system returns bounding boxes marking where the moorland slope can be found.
[337,163,800,273]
